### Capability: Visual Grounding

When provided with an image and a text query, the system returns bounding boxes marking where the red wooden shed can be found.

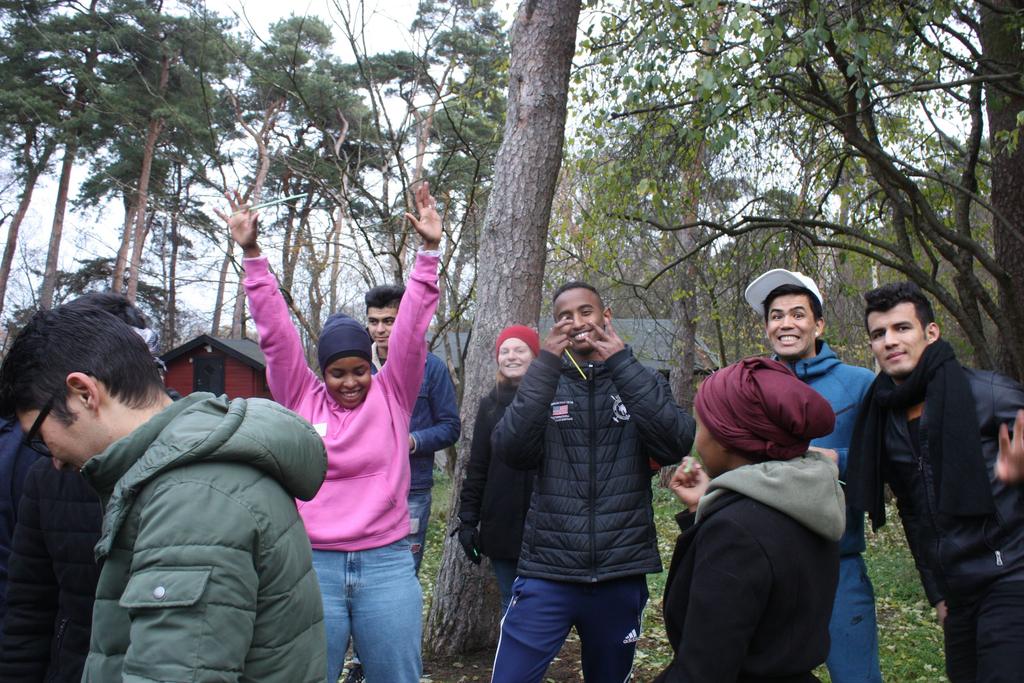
[161,335,271,400]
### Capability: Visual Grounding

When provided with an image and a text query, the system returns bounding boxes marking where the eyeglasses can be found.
[22,395,56,456]
[21,372,94,457]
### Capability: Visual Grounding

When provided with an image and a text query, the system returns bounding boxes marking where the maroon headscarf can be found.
[695,357,836,461]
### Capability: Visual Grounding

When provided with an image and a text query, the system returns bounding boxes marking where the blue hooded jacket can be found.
[372,350,460,491]
[782,342,874,556]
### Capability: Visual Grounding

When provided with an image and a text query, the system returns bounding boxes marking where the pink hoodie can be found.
[244,252,439,551]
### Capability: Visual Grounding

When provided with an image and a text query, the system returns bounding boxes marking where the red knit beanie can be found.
[495,325,540,360]
[695,357,835,461]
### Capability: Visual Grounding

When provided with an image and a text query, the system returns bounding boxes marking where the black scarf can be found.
[847,339,994,530]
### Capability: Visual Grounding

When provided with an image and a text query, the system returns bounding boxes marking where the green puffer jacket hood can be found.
[84,393,327,561]
[79,393,328,683]
[696,453,846,542]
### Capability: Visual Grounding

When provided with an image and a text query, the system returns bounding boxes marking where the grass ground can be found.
[417,474,946,682]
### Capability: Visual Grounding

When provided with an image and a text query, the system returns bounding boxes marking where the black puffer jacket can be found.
[0,457,103,683]
[492,348,695,582]
[884,368,1024,604]
[458,383,534,560]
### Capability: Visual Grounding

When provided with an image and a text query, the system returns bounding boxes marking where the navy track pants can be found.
[491,575,648,683]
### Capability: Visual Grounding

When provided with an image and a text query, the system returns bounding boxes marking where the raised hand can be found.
[405,181,442,250]
[543,319,574,357]
[587,320,626,361]
[669,456,709,511]
[213,190,261,258]
[997,409,1024,484]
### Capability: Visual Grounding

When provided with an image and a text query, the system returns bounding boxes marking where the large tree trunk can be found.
[111,198,137,294]
[328,205,345,316]
[978,0,1024,382]
[221,95,281,339]
[164,162,183,348]
[0,137,54,316]
[663,210,700,487]
[668,135,706,415]
[38,0,98,309]
[425,0,582,657]
[211,245,232,336]
[38,142,78,309]
[230,275,245,338]
[125,53,171,303]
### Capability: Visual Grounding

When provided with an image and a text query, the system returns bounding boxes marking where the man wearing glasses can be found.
[0,301,330,682]
[1,292,162,682]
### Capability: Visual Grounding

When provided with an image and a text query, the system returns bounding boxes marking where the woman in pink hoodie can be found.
[218,183,442,683]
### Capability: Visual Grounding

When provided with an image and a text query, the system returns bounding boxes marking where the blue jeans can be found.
[491,558,518,616]
[491,575,648,683]
[407,489,432,575]
[312,540,422,683]
[827,554,882,683]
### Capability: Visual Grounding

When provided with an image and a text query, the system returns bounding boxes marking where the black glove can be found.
[456,525,481,565]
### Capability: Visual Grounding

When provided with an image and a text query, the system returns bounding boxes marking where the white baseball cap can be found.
[744,269,824,317]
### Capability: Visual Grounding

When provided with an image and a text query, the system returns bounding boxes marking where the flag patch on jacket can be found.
[550,401,573,422]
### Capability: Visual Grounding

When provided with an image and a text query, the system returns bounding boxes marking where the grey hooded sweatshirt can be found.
[696,453,846,542]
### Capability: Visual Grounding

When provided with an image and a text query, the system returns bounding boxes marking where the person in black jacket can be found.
[848,281,1024,681]
[0,458,102,683]
[456,325,540,614]
[489,282,695,683]
[655,357,843,682]
[0,416,41,624]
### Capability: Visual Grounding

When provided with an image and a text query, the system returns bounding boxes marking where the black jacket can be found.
[883,368,1024,605]
[1,417,39,624]
[458,383,534,560]
[654,495,838,683]
[491,347,695,582]
[0,457,103,683]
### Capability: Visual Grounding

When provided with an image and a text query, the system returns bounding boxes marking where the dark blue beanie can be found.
[317,313,372,372]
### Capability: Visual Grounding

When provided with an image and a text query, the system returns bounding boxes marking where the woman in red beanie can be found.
[654,357,844,682]
[456,325,541,614]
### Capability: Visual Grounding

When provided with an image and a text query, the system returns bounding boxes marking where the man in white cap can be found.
[744,269,881,683]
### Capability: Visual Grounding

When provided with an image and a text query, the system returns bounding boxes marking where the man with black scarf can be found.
[848,281,1024,681]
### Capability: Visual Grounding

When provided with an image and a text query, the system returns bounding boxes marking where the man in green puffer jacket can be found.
[0,302,328,683]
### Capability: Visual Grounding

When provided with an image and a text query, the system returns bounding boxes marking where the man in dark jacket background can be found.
[366,284,460,574]
[489,281,696,683]
[0,457,102,683]
[0,416,39,623]
[849,281,1024,681]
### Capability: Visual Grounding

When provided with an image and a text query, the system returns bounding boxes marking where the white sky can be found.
[4,0,517,320]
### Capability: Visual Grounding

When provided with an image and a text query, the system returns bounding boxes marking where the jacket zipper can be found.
[913,419,947,582]
[917,421,1005,574]
[588,363,597,582]
[53,616,70,673]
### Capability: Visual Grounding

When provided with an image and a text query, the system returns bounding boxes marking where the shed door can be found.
[193,356,225,396]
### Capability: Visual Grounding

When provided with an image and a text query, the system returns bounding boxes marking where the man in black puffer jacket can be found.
[849,282,1024,682]
[0,416,40,625]
[0,458,102,682]
[489,282,695,683]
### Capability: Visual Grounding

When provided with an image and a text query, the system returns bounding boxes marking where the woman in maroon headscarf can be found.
[654,357,844,683]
